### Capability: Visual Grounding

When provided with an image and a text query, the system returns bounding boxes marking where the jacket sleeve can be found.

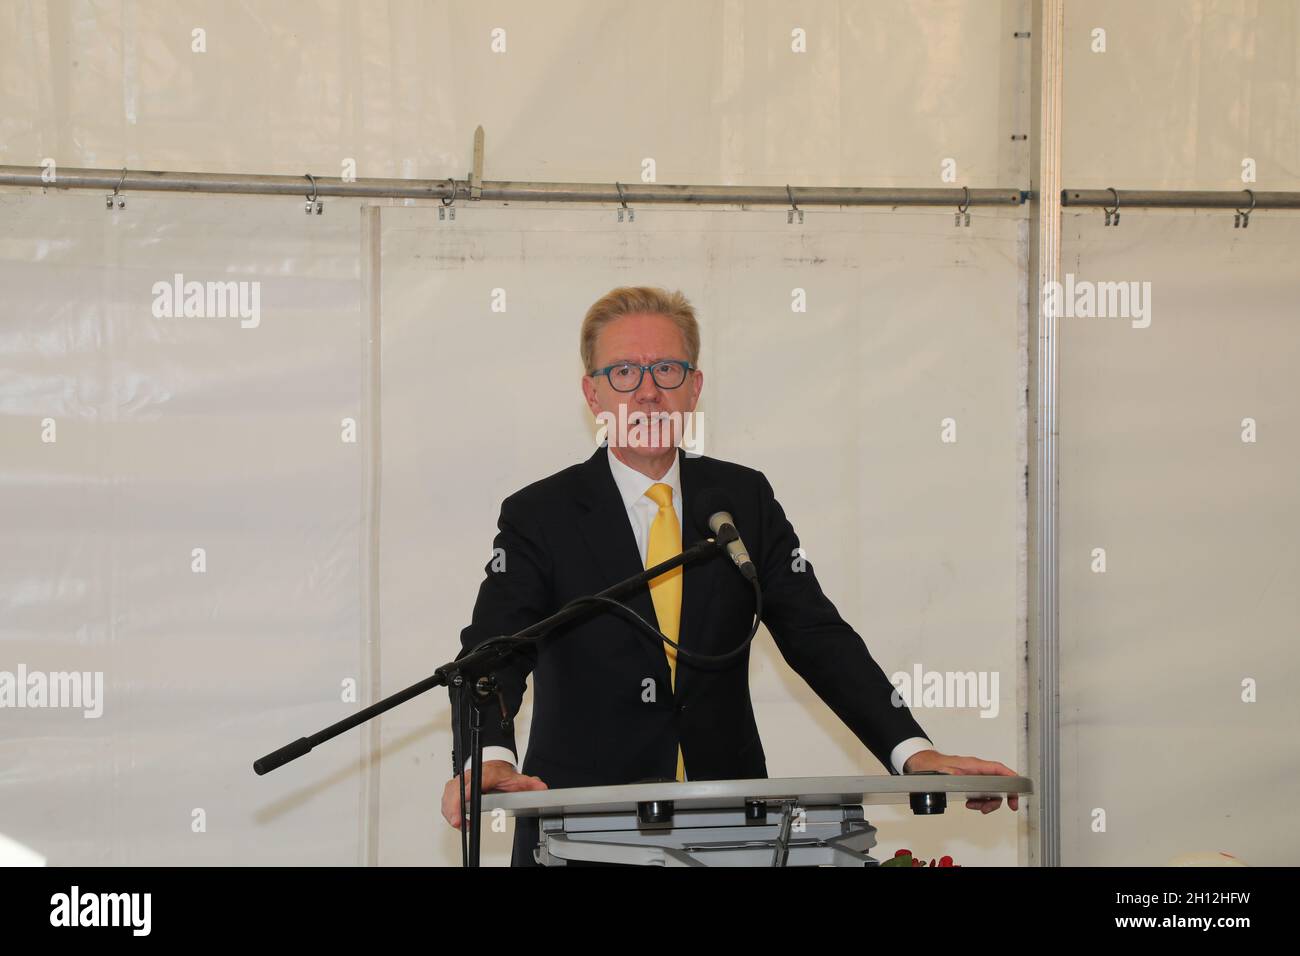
[754,473,928,773]
[454,492,554,759]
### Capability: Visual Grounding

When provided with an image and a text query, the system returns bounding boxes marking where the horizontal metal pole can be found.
[0,165,1022,207]
[8,167,1298,211]
[1062,188,1300,209]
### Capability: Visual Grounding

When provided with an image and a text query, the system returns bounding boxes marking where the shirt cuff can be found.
[463,746,519,773]
[891,737,935,775]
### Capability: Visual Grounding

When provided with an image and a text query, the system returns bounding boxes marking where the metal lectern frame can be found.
[483,774,1034,867]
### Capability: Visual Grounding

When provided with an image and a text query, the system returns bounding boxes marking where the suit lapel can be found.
[575,447,650,594]
[574,448,669,682]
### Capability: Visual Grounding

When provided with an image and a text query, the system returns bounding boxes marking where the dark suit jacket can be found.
[456,447,928,865]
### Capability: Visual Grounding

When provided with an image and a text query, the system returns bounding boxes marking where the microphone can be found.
[691,488,758,583]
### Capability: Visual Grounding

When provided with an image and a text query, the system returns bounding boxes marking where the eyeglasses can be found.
[589,360,696,392]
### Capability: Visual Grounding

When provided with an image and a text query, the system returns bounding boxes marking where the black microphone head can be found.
[691,487,733,536]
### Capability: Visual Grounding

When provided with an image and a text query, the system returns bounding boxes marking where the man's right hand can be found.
[440,760,548,830]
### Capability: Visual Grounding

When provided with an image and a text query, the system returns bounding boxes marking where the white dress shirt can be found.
[467,446,934,776]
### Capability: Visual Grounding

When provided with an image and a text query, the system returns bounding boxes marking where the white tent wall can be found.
[0,0,1294,867]
[0,0,1027,188]
[0,191,367,864]
[1062,0,1300,191]
[1056,1,1300,865]
[1057,213,1300,866]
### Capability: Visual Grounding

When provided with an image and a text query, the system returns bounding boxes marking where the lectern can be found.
[481,773,1033,866]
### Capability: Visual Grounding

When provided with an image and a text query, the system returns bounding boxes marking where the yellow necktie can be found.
[644,482,686,782]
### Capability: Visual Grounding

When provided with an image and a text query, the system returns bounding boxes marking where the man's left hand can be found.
[902,750,1020,813]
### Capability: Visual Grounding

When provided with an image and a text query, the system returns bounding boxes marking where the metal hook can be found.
[1234,188,1256,229]
[615,181,634,222]
[786,184,803,224]
[955,186,971,227]
[106,167,127,210]
[304,173,322,215]
[1103,187,1120,226]
[439,178,457,220]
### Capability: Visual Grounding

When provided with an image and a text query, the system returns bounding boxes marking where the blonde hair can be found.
[580,286,700,372]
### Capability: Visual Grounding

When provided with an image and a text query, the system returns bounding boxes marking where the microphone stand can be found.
[253,534,726,867]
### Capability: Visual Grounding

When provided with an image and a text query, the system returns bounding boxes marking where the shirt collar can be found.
[606,445,681,511]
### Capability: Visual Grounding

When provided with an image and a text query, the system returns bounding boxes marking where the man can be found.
[441,286,1018,866]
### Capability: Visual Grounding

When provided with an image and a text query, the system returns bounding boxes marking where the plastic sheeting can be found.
[1059,210,1300,865]
[0,190,366,864]
[0,1,1029,188]
[1063,0,1300,190]
[1056,0,1300,865]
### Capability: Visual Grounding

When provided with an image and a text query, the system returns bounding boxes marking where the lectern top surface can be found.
[479,773,1033,818]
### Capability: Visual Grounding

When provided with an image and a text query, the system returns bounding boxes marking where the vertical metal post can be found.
[358,205,384,866]
[1027,0,1064,867]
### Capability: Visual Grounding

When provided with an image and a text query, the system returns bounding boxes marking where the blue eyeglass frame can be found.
[588,359,697,392]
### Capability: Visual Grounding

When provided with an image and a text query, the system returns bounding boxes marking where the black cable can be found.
[470,574,763,671]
